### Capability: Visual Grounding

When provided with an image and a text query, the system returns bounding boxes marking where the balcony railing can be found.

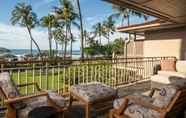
[0,56,175,107]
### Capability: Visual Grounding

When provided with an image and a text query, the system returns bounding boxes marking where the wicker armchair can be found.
[109,85,186,118]
[0,72,66,118]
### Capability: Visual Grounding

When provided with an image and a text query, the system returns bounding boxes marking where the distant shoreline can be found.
[10,49,81,59]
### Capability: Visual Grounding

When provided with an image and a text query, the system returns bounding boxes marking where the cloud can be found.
[0,23,81,50]
[0,22,126,52]
[0,23,48,49]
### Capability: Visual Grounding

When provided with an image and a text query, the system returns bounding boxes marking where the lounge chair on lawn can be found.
[0,72,66,118]
[109,85,186,118]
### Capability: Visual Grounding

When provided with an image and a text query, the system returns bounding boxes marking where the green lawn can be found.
[10,64,114,95]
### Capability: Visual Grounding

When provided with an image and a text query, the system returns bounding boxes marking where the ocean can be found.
[10,49,81,59]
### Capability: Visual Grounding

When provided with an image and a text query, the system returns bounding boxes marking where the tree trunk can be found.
[30,40,33,56]
[107,33,110,44]
[48,26,52,58]
[76,0,84,59]
[99,32,101,45]
[55,40,58,58]
[26,25,42,60]
[64,25,68,60]
[69,25,73,59]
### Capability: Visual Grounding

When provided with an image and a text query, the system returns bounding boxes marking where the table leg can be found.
[86,103,91,118]
[69,93,73,107]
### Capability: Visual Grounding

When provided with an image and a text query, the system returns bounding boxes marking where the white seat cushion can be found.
[151,75,172,84]
[151,75,186,87]
[158,71,186,78]
[176,61,186,73]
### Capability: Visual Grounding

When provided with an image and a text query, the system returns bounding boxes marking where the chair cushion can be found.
[176,61,186,73]
[48,91,65,107]
[18,96,48,118]
[124,104,160,118]
[152,86,177,108]
[113,98,126,109]
[0,72,28,110]
[71,82,117,102]
[160,59,176,72]
[0,72,19,98]
[158,71,186,78]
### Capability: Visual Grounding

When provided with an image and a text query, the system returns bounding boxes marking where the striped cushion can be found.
[160,59,176,72]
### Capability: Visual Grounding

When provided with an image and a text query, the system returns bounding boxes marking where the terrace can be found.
[1,0,186,118]
[0,56,172,117]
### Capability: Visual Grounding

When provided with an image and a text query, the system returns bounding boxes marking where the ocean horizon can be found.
[10,49,81,59]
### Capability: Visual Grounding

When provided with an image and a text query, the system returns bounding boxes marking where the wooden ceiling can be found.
[104,0,186,24]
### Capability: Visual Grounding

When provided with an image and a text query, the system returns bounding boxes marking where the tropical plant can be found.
[52,27,65,57]
[112,38,125,54]
[111,6,149,58]
[102,16,115,44]
[40,14,58,57]
[0,47,11,54]
[92,22,103,45]
[54,0,79,59]
[83,30,94,48]
[10,3,42,57]
[111,5,148,26]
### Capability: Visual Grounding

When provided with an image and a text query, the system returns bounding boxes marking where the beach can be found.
[11,49,81,59]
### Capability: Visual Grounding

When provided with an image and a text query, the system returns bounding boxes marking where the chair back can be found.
[0,72,20,99]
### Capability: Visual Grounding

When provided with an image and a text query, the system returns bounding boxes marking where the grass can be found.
[9,63,115,95]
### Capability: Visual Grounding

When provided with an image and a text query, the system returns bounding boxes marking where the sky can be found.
[0,0,153,50]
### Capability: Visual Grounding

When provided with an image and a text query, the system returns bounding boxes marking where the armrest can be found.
[4,91,48,104]
[125,95,164,113]
[114,94,164,115]
[55,89,69,97]
[17,82,41,91]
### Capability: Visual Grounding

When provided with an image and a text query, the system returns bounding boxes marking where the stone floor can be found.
[63,81,151,118]
[1,81,151,118]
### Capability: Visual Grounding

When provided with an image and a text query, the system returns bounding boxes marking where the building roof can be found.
[117,19,186,33]
[104,0,186,24]
[104,0,186,33]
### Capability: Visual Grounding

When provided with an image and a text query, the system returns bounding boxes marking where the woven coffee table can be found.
[28,106,58,118]
[70,82,117,118]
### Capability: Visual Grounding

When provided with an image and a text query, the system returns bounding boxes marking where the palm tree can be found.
[111,6,149,58]
[68,24,77,58]
[112,6,148,26]
[53,27,66,57]
[40,14,57,57]
[54,0,79,59]
[93,22,103,45]
[102,16,115,44]
[83,30,89,47]
[76,0,84,59]
[11,3,42,57]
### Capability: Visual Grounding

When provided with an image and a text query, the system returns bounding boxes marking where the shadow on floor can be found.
[63,104,107,118]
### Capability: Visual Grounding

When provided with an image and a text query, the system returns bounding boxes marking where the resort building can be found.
[1,0,186,118]
[109,0,186,60]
